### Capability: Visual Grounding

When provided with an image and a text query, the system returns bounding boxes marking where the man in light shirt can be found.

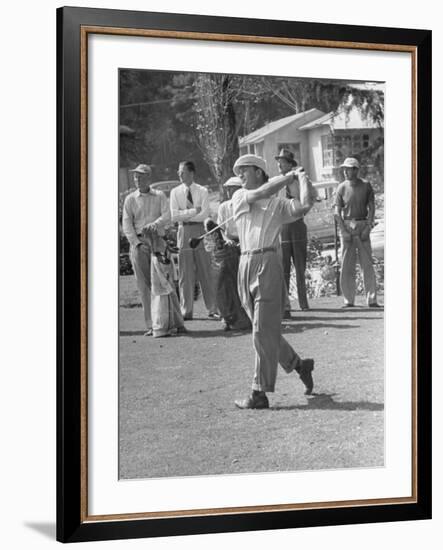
[170,161,217,320]
[231,154,315,409]
[122,164,170,335]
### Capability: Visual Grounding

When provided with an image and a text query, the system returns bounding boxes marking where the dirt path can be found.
[119,276,384,480]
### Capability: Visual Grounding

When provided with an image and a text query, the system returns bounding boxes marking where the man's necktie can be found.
[187,188,194,206]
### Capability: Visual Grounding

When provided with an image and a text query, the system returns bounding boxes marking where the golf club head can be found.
[189,236,202,249]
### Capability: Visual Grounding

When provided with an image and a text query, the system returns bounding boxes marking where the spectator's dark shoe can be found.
[368,303,381,308]
[143,328,153,336]
[298,359,314,395]
[183,316,193,321]
[283,310,292,320]
[235,392,269,410]
[341,303,354,308]
[208,312,221,320]
[222,320,231,331]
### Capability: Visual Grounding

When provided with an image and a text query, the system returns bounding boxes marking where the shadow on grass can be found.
[282,322,359,333]
[120,330,147,336]
[286,315,383,322]
[184,328,250,338]
[121,322,360,337]
[273,393,384,411]
[295,307,384,313]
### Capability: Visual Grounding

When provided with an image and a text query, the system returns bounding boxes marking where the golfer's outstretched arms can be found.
[245,171,298,203]
[297,169,315,215]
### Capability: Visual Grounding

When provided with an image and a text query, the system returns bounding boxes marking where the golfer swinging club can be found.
[231,154,315,409]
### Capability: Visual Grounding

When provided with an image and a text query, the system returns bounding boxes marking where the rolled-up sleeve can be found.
[153,192,171,227]
[232,189,250,221]
[334,184,345,208]
[277,197,305,224]
[122,196,141,247]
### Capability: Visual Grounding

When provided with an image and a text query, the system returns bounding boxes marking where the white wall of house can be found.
[262,127,311,177]
[307,126,331,182]
[238,114,383,186]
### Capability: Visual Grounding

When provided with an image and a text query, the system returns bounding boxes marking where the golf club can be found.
[188,214,236,249]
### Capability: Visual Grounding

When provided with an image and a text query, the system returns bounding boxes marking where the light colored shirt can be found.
[122,188,170,247]
[217,200,238,239]
[278,169,316,204]
[170,182,210,223]
[232,190,303,251]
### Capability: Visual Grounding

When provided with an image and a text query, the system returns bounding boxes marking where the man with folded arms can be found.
[334,157,379,308]
[122,163,170,336]
[231,154,315,409]
[170,160,218,320]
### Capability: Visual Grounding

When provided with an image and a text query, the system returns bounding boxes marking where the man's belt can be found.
[182,221,203,226]
[241,246,277,256]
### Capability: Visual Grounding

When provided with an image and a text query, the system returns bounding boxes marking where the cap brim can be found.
[275,156,296,163]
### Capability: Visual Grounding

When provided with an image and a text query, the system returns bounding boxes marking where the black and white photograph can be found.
[1,0,436,547]
[118,69,385,480]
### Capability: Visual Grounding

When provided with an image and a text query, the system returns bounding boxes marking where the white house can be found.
[239,107,383,198]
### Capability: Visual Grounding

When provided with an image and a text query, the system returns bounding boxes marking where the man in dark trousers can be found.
[275,149,312,316]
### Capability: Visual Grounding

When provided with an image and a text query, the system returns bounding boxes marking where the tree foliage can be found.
[119,70,384,188]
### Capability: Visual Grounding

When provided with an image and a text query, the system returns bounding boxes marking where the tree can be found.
[260,77,384,127]
[193,74,240,193]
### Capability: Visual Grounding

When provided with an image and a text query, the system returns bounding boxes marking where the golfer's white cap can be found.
[340,157,360,169]
[223,176,243,187]
[129,163,152,174]
[233,154,268,177]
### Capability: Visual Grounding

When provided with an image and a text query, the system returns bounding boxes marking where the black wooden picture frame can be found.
[57,6,432,543]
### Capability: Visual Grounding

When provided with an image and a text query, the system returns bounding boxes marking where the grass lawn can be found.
[119,275,384,480]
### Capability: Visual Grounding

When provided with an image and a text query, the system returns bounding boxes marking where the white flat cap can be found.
[340,157,360,169]
[129,163,152,174]
[233,154,268,177]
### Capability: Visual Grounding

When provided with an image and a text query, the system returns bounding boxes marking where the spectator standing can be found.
[334,157,379,308]
[122,163,170,335]
[170,161,218,319]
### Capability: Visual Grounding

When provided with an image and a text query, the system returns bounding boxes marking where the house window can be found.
[277,143,301,164]
[321,135,334,167]
[322,133,371,167]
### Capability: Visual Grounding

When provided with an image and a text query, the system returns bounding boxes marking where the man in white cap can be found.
[217,176,242,242]
[170,160,218,320]
[275,148,313,316]
[208,176,250,331]
[122,164,170,335]
[334,157,379,308]
[231,154,315,409]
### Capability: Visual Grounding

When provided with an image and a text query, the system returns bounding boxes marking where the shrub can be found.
[120,253,133,276]
[288,236,384,300]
